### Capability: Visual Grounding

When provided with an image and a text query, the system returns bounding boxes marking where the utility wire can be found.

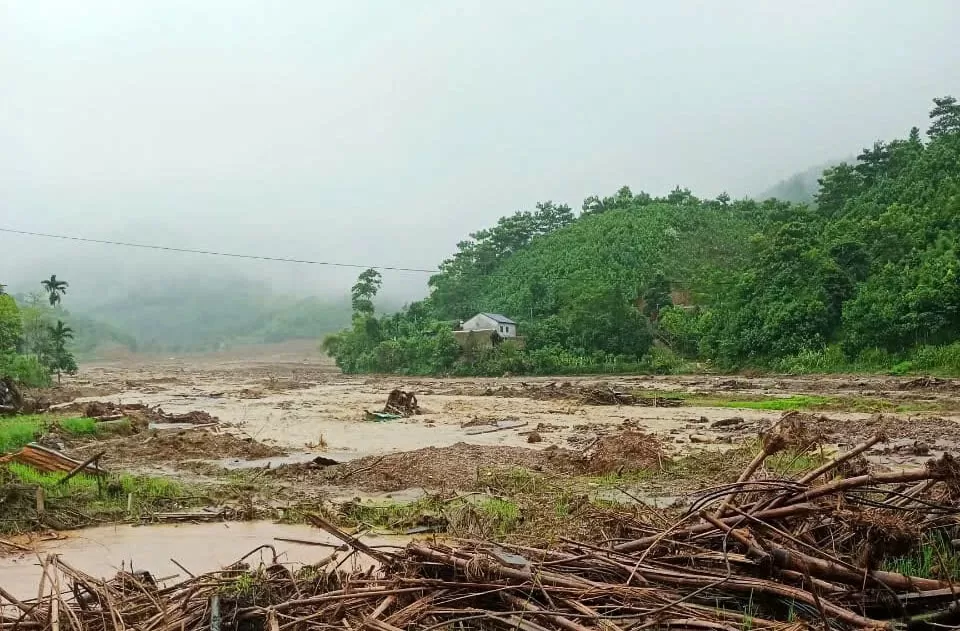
[0,227,438,273]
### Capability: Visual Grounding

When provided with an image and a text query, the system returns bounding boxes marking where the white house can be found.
[461,313,517,338]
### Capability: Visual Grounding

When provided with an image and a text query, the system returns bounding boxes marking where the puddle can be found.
[0,521,410,599]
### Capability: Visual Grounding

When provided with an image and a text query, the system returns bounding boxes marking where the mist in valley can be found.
[2,1,958,352]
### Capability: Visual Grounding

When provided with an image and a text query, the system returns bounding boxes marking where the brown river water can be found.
[0,521,407,599]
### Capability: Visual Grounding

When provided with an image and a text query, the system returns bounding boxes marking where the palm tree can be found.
[49,320,76,384]
[41,275,68,307]
[50,320,74,346]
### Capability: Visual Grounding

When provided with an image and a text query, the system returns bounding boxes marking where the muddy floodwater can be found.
[5,343,958,600]
[0,521,407,599]
[69,352,923,460]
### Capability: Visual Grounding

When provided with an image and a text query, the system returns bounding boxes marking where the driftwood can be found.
[5,420,960,630]
[383,389,421,416]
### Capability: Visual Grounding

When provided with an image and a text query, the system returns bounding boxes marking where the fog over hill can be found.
[3,1,958,351]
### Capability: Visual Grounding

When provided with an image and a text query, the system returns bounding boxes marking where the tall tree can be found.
[0,295,21,353]
[41,275,68,307]
[351,268,382,316]
[47,320,76,383]
[927,95,960,139]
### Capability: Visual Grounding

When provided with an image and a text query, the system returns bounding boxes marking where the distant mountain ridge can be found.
[756,160,847,204]
[83,278,354,353]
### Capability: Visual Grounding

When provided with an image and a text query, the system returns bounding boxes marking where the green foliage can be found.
[326,95,960,377]
[657,306,706,357]
[59,416,98,435]
[47,320,77,381]
[3,461,191,530]
[709,395,834,411]
[0,353,51,387]
[0,415,96,453]
[703,96,960,368]
[40,274,68,307]
[327,190,759,375]
[0,295,22,353]
[884,533,960,580]
[351,268,382,316]
[928,96,960,139]
[0,419,40,453]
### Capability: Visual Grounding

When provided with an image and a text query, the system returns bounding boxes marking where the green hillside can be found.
[429,192,768,357]
[326,95,960,376]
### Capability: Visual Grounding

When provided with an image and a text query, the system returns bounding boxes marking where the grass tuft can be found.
[1,461,204,532]
[0,414,117,454]
[884,534,960,580]
[708,395,835,411]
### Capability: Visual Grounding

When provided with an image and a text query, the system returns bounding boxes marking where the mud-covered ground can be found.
[6,345,960,581]
[55,348,960,486]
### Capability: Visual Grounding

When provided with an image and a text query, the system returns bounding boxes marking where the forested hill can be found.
[427,193,771,356]
[326,96,960,376]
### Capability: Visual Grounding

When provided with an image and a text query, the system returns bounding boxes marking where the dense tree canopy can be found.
[324,96,960,376]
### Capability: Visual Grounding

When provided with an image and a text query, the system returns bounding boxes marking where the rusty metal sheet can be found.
[1,443,107,476]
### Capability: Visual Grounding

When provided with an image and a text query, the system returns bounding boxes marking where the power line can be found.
[0,227,438,273]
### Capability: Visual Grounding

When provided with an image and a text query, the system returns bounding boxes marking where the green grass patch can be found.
[480,467,554,495]
[884,534,960,580]
[582,468,660,489]
[474,497,521,532]
[7,462,187,500]
[682,393,947,414]
[764,449,828,476]
[1,461,206,532]
[706,395,836,411]
[0,414,115,453]
[0,419,41,453]
[59,417,99,435]
[337,496,447,532]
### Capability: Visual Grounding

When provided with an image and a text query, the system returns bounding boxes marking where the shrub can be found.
[0,353,51,387]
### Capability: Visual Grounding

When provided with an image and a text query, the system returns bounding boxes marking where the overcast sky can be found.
[2,0,958,303]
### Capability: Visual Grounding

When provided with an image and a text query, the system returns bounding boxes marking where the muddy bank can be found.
[69,428,285,469]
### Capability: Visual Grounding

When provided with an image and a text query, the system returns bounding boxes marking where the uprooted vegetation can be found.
[270,427,666,493]
[474,381,684,406]
[14,411,960,630]
[69,428,286,469]
[75,400,220,426]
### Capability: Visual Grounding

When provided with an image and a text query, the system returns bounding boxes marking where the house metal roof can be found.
[480,313,516,325]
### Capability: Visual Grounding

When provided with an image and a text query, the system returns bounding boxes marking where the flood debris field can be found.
[3,354,960,629]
